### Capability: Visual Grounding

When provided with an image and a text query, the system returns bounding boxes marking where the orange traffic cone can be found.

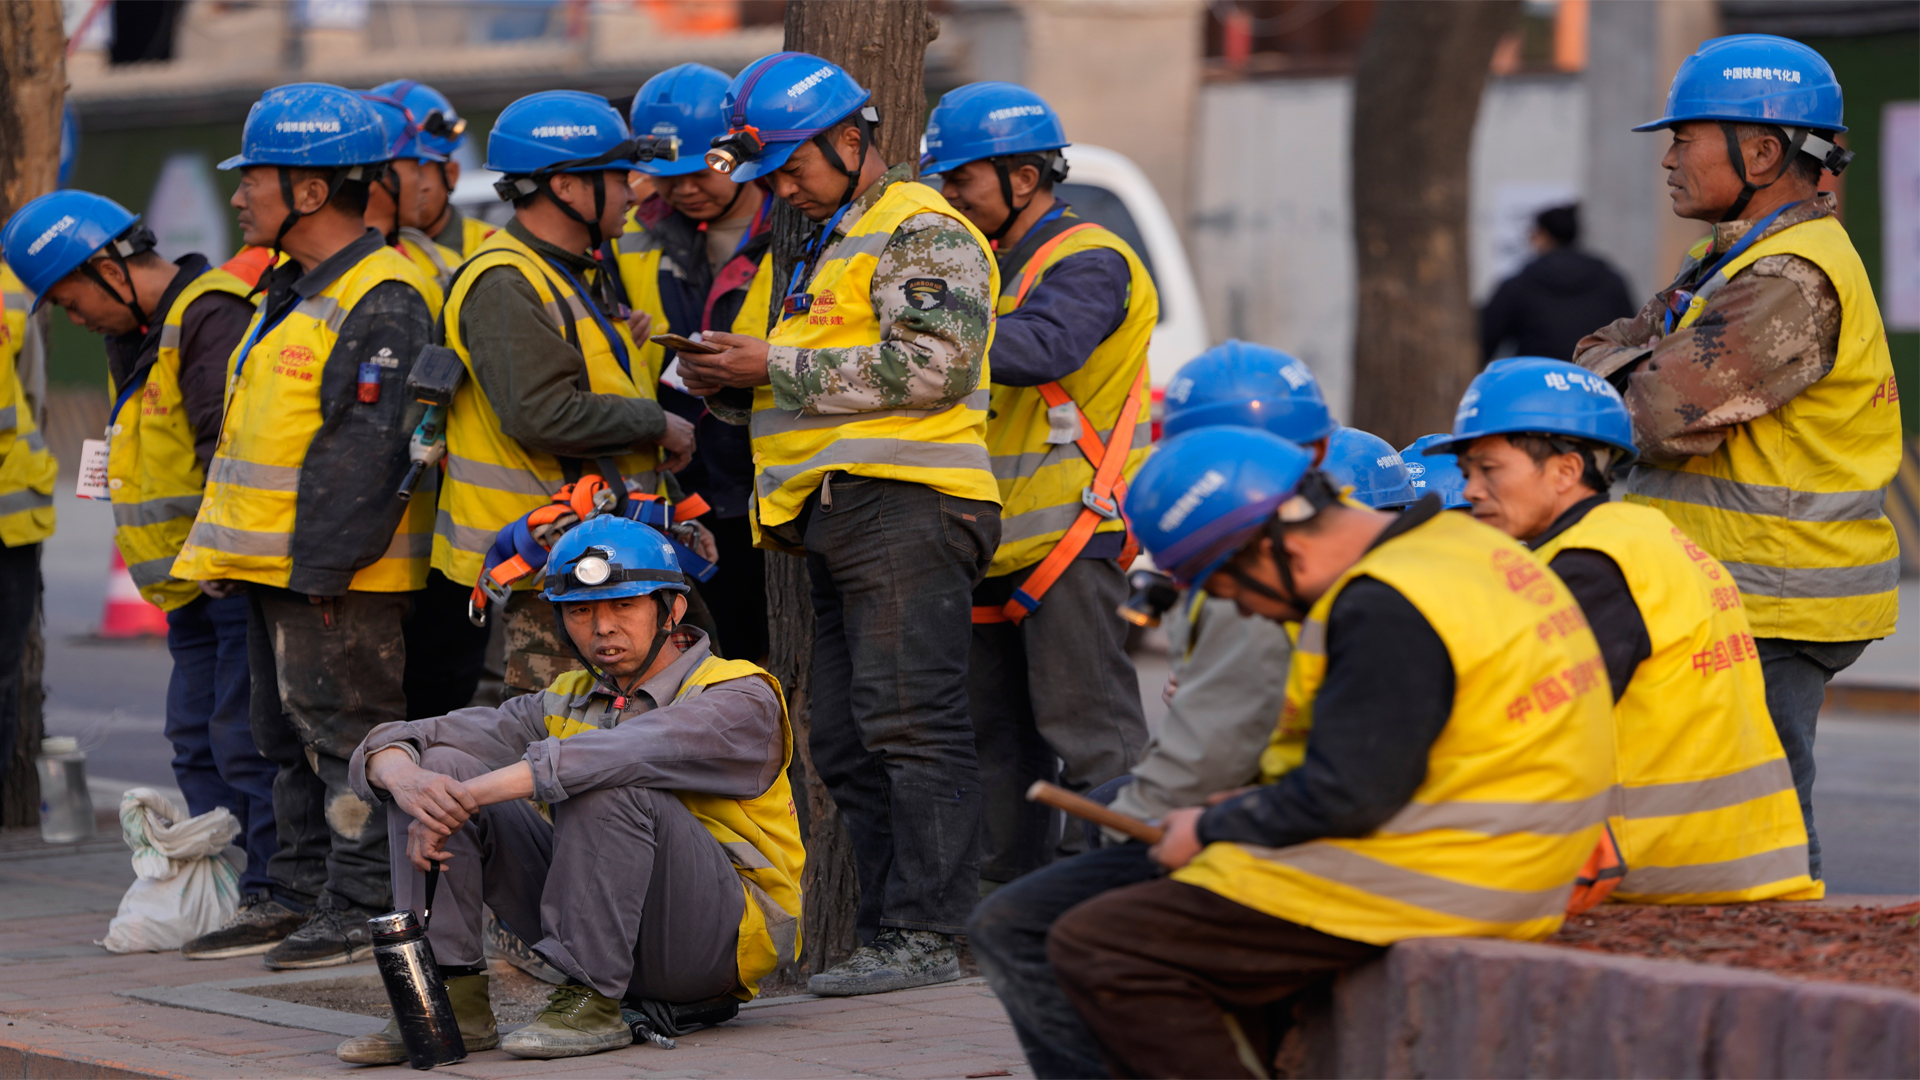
[99,548,170,638]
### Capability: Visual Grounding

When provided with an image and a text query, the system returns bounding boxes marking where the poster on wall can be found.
[1884,101,1919,332]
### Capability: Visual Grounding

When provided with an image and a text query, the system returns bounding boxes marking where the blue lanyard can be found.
[229,294,301,381]
[1664,201,1799,335]
[784,202,856,309]
[543,258,634,380]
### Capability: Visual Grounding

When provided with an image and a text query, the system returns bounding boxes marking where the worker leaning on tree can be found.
[170,83,442,969]
[382,80,497,259]
[916,82,1152,887]
[677,53,1002,997]
[1440,357,1819,904]
[1573,35,1900,881]
[0,257,55,805]
[359,87,463,292]
[1,192,282,914]
[434,91,695,697]
[616,62,777,663]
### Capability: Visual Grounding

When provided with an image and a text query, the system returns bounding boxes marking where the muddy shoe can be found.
[500,982,632,1059]
[180,896,306,960]
[337,972,498,1064]
[807,929,960,997]
[264,907,375,970]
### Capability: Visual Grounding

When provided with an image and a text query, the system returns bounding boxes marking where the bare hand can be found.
[1149,806,1205,870]
[369,748,479,836]
[653,411,696,473]
[406,818,455,873]
[674,519,719,565]
[1161,674,1178,707]
[626,308,654,342]
[676,331,770,391]
[198,580,246,599]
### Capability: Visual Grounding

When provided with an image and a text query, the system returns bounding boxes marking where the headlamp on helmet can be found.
[1117,569,1180,629]
[706,125,765,175]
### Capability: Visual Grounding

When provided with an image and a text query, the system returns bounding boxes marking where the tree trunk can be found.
[1349,0,1519,448]
[0,0,66,828]
[765,0,940,978]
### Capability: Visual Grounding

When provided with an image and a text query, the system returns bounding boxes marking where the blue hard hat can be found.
[631,63,732,177]
[921,82,1068,176]
[1635,34,1845,134]
[714,52,872,181]
[1,190,140,311]
[219,83,391,170]
[1401,434,1472,510]
[542,516,689,603]
[369,80,465,159]
[1124,427,1315,588]
[487,90,637,176]
[359,89,448,164]
[1427,356,1638,461]
[1161,341,1336,446]
[58,104,79,188]
[1322,427,1416,510]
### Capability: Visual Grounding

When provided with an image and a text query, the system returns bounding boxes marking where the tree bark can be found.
[765,0,940,978]
[1349,0,1519,448]
[0,0,66,828]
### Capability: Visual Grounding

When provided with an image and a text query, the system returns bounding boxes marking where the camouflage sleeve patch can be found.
[770,211,994,415]
[1573,292,1667,379]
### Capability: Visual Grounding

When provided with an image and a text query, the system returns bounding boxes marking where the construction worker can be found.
[913,82,1152,886]
[359,88,462,290]
[677,53,1000,996]
[1,192,281,919]
[373,80,495,259]
[435,90,693,697]
[616,62,775,662]
[169,83,441,968]
[1043,426,1615,1076]
[342,516,800,1063]
[1439,355,1818,903]
[1321,426,1417,509]
[1401,432,1474,509]
[1573,36,1899,880]
[0,258,54,806]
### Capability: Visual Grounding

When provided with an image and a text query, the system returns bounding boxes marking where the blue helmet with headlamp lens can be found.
[542,516,687,603]
[630,63,732,177]
[1124,427,1321,589]
[706,52,877,204]
[1160,341,1335,447]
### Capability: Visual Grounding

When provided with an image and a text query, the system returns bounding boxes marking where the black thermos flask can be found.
[369,865,467,1069]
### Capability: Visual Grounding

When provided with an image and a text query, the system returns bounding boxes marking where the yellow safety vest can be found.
[398,229,460,292]
[985,218,1156,577]
[108,267,257,609]
[1534,501,1819,903]
[614,213,777,393]
[434,228,662,588]
[454,214,496,260]
[749,180,1002,535]
[1176,511,1617,945]
[540,655,803,999]
[1629,215,1899,642]
[0,261,54,547]
[173,246,440,591]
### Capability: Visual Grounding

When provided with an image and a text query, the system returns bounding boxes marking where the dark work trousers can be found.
[165,592,277,897]
[248,586,410,915]
[1049,877,1383,1079]
[1756,636,1870,881]
[969,843,1162,1078]
[804,474,999,938]
[971,557,1148,884]
[389,745,744,1003]
[0,543,39,801]
[701,515,769,663]
[401,569,490,720]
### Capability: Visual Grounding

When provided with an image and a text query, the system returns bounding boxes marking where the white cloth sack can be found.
[100,788,245,953]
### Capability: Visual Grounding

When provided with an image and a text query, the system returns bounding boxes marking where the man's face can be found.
[416,158,456,227]
[43,262,138,336]
[767,134,856,222]
[388,159,427,229]
[552,169,636,240]
[1459,435,1579,542]
[365,168,400,235]
[561,594,670,680]
[938,160,1010,235]
[1662,121,1750,221]
[662,168,743,221]
[232,166,295,248]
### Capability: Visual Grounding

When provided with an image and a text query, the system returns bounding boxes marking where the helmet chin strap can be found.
[984,158,1031,246]
[78,225,159,334]
[1717,120,1809,223]
[377,166,404,246]
[552,592,682,710]
[811,107,879,212]
[262,163,372,292]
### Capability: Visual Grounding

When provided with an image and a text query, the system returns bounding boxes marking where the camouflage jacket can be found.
[762,163,994,416]
[1572,193,1842,464]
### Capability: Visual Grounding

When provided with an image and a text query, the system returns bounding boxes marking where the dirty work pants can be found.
[248,586,409,915]
[1756,636,1870,881]
[401,570,490,720]
[971,557,1147,884]
[165,593,276,897]
[1049,877,1383,1079]
[805,474,999,938]
[0,543,38,804]
[389,745,743,1003]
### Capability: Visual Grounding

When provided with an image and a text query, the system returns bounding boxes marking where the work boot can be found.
[180,895,306,960]
[336,973,498,1064]
[500,982,633,1059]
[807,928,960,996]
[263,906,375,970]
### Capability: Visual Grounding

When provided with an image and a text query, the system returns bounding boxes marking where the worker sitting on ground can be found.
[340,516,800,1063]
[1437,356,1818,903]
[1041,426,1616,1078]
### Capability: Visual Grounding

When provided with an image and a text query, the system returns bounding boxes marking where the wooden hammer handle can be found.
[1026,781,1165,844]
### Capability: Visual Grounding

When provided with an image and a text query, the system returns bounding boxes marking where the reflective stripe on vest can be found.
[1534,501,1817,903]
[749,181,1002,533]
[0,262,55,547]
[1627,215,1900,642]
[540,654,803,998]
[398,229,459,291]
[434,228,663,588]
[171,247,440,591]
[1175,511,1617,945]
[108,267,257,611]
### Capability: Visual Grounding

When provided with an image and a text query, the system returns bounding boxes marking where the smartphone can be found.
[650,333,726,355]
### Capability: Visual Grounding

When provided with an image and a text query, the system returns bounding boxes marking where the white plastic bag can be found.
[99,788,245,953]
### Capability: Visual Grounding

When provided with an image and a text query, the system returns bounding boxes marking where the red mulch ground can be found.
[1547,901,1920,993]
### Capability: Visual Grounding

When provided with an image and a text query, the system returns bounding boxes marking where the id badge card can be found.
[75,439,110,500]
